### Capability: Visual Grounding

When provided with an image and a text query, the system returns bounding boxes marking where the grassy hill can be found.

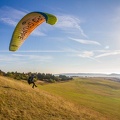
[39,77,120,120]
[0,76,120,120]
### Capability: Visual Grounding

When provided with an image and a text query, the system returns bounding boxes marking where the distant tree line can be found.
[0,70,73,83]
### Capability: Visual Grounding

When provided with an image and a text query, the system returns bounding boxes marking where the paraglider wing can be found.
[9,12,57,51]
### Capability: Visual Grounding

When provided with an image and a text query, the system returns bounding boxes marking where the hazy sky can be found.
[0,0,120,74]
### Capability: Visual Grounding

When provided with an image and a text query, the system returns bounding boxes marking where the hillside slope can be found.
[0,76,110,120]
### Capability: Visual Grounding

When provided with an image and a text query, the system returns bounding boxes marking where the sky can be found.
[0,0,120,74]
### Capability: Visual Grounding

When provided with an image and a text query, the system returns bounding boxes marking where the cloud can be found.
[12,54,53,62]
[31,27,46,36]
[76,51,101,63]
[95,50,120,58]
[0,18,17,26]
[0,6,26,26]
[55,15,87,38]
[0,7,89,38]
[105,45,110,49]
[0,49,77,53]
[0,53,53,63]
[69,37,101,45]
[0,55,20,62]
[77,51,94,58]
[0,6,46,36]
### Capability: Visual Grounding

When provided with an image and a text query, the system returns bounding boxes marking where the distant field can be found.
[0,76,120,120]
[39,77,120,120]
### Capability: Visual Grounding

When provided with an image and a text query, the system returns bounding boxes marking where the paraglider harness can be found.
[28,76,34,84]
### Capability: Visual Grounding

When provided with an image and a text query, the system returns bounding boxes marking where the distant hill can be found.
[108,73,120,77]
[56,73,120,78]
